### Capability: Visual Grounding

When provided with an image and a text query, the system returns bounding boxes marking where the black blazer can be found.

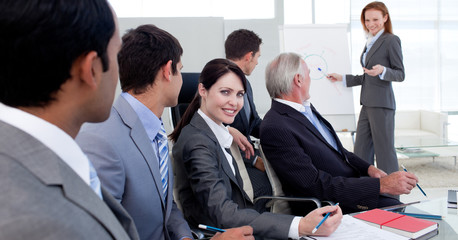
[172,113,294,239]
[230,80,262,139]
[260,100,382,213]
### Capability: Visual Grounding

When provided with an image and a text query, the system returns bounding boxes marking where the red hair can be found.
[360,1,393,34]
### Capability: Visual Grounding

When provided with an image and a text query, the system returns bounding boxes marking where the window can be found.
[109,0,274,19]
[284,0,350,24]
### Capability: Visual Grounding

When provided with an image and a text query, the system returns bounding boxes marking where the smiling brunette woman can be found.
[170,58,342,239]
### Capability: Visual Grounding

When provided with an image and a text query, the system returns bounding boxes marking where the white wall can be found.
[116,17,357,132]
[117,17,281,129]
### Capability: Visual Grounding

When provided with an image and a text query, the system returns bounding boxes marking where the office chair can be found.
[255,145,334,214]
[170,72,200,128]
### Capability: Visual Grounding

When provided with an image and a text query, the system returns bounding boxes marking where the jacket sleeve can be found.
[383,35,405,82]
[182,132,294,239]
[260,122,380,211]
[167,201,193,240]
[346,74,364,87]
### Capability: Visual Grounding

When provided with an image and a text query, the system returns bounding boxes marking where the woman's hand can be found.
[327,73,342,82]
[363,64,384,76]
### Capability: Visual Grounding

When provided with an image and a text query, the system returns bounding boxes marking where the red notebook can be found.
[353,209,438,239]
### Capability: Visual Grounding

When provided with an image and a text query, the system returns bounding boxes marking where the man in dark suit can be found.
[0,0,139,239]
[225,29,272,212]
[260,52,419,214]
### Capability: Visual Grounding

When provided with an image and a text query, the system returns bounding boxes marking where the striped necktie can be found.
[88,160,103,199]
[155,124,169,202]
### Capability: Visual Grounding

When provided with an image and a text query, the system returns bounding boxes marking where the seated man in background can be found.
[260,52,419,214]
[225,29,272,213]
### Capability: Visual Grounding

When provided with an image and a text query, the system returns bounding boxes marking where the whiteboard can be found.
[281,24,356,131]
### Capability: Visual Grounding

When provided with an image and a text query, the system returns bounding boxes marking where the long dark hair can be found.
[169,58,246,142]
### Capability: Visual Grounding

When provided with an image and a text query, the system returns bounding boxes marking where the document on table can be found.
[301,215,409,240]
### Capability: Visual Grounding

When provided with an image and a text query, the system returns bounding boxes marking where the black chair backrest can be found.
[171,72,200,128]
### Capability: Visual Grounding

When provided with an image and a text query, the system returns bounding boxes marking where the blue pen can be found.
[311,203,339,234]
[198,224,226,232]
[401,164,427,197]
[317,67,328,78]
[395,212,442,220]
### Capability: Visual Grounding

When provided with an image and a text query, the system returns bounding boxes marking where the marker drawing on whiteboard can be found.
[318,68,341,95]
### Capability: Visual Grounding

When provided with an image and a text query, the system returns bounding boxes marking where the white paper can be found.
[301,215,409,240]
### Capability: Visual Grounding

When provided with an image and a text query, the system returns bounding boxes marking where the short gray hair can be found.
[265,52,303,98]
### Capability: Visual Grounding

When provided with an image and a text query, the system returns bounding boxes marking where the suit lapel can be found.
[308,107,358,172]
[245,81,255,123]
[274,101,328,146]
[190,115,250,201]
[364,33,388,66]
[60,167,132,239]
[113,97,167,213]
[360,47,366,66]
[273,101,343,155]
[310,105,346,155]
[1,122,131,239]
[238,80,255,132]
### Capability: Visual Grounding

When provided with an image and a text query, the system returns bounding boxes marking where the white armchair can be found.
[395,110,448,139]
[395,110,448,149]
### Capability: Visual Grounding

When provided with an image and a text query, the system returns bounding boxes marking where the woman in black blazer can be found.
[170,59,341,239]
[329,1,405,176]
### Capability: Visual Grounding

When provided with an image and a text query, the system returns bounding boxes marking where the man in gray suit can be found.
[0,0,139,239]
[76,24,192,240]
[77,25,254,240]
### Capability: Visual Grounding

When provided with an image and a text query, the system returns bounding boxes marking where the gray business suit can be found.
[172,113,294,239]
[0,120,139,240]
[76,96,191,240]
[346,32,405,174]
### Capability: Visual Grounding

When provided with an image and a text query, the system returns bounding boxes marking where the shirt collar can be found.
[367,29,385,48]
[197,109,233,149]
[274,98,310,113]
[121,92,162,142]
[0,102,90,185]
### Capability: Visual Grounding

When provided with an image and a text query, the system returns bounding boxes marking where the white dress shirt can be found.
[198,109,235,175]
[0,102,90,186]
[343,28,387,86]
[198,108,302,239]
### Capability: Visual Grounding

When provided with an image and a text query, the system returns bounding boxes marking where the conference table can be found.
[397,197,458,239]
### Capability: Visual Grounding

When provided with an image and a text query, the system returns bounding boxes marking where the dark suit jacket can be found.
[0,120,139,240]
[346,32,405,110]
[77,96,191,240]
[172,113,294,239]
[230,80,262,140]
[260,100,382,213]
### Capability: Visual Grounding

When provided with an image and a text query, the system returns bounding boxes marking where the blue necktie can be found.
[302,106,339,152]
[303,106,321,131]
[88,160,103,199]
[155,123,169,202]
